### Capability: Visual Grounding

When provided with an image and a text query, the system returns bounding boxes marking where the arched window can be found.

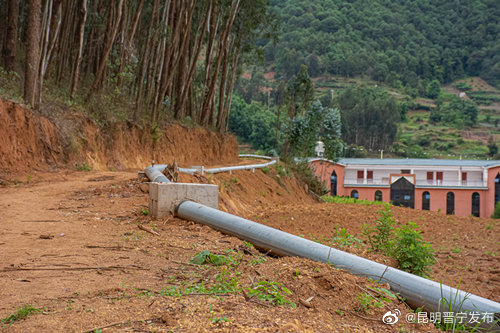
[351,190,359,199]
[472,192,480,217]
[446,192,455,215]
[330,171,337,196]
[422,191,430,210]
[375,190,382,202]
[495,174,500,205]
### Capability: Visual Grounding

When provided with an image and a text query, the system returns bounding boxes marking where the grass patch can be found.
[322,195,388,207]
[2,305,41,325]
[75,162,92,171]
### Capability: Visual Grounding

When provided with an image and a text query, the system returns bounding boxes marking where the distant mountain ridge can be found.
[266,0,500,90]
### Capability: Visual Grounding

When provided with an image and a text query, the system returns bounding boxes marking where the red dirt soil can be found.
[0,100,497,332]
[0,98,237,177]
[0,170,439,332]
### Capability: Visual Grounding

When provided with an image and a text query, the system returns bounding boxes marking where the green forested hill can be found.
[266,0,500,89]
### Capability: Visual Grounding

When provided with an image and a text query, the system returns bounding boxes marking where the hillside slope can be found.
[0,98,237,178]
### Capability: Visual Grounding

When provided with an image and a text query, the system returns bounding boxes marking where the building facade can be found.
[310,158,500,217]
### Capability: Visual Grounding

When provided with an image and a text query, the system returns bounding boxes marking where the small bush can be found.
[261,167,270,174]
[391,222,436,277]
[363,205,395,252]
[363,209,436,277]
[281,158,325,195]
[491,201,500,219]
[75,162,92,171]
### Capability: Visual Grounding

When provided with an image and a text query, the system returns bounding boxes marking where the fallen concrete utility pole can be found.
[239,154,273,160]
[145,166,170,183]
[174,200,500,332]
[147,159,277,176]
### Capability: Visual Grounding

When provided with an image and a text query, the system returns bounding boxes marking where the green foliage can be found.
[331,228,362,248]
[455,82,472,91]
[430,97,479,127]
[322,195,387,206]
[286,101,343,160]
[491,201,500,219]
[75,162,92,171]
[426,80,441,99]
[363,209,436,277]
[245,281,296,308]
[272,163,289,177]
[356,292,384,313]
[190,250,237,266]
[283,158,325,195]
[211,316,230,324]
[140,209,149,216]
[261,167,270,174]
[488,138,498,157]
[267,0,500,88]
[391,222,436,278]
[229,95,277,152]
[363,206,395,252]
[286,65,315,119]
[161,267,241,297]
[337,86,400,151]
[2,305,41,325]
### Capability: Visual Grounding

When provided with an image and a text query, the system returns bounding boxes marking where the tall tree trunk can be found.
[176,0,210,120]
[24,0,41,107]
[2,0,18,72]
[201,0,240,127]
[71,0,87,99]
[90,0,124,94]
[133,0,158,121]
[38,0,62,104]
[223,46,240,132]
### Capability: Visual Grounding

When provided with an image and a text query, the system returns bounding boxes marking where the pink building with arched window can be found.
[310,158,500,217]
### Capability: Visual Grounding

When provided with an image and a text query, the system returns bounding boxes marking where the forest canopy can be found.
[266,0,500,89]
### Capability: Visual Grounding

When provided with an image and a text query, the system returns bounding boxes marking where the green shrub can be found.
[363,210,436,277]
[75,162,92,171]
[391,222,436,277]
[491,201,500,219]
[281,158,325,195]
[363,205,395,252]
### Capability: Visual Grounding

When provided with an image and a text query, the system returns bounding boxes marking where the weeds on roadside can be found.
[1,305,41,325]
[159,249,296,308]
[75,162,92,171]
[433,278,499,332]
[312,228,362,248]
[245,281,296,308]
[356,292,384,313]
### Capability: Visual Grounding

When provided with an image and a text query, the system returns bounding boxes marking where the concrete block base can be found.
[149,183,218,218]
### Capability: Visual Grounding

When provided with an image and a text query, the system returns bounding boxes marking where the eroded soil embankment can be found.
[0,98,237,176]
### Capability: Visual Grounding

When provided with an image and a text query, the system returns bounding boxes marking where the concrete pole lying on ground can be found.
[145,166,170,183]
[174,200,500,332]
[146,160,277,176]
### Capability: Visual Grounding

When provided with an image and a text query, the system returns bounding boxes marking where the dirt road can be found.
[0,170,439,332]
